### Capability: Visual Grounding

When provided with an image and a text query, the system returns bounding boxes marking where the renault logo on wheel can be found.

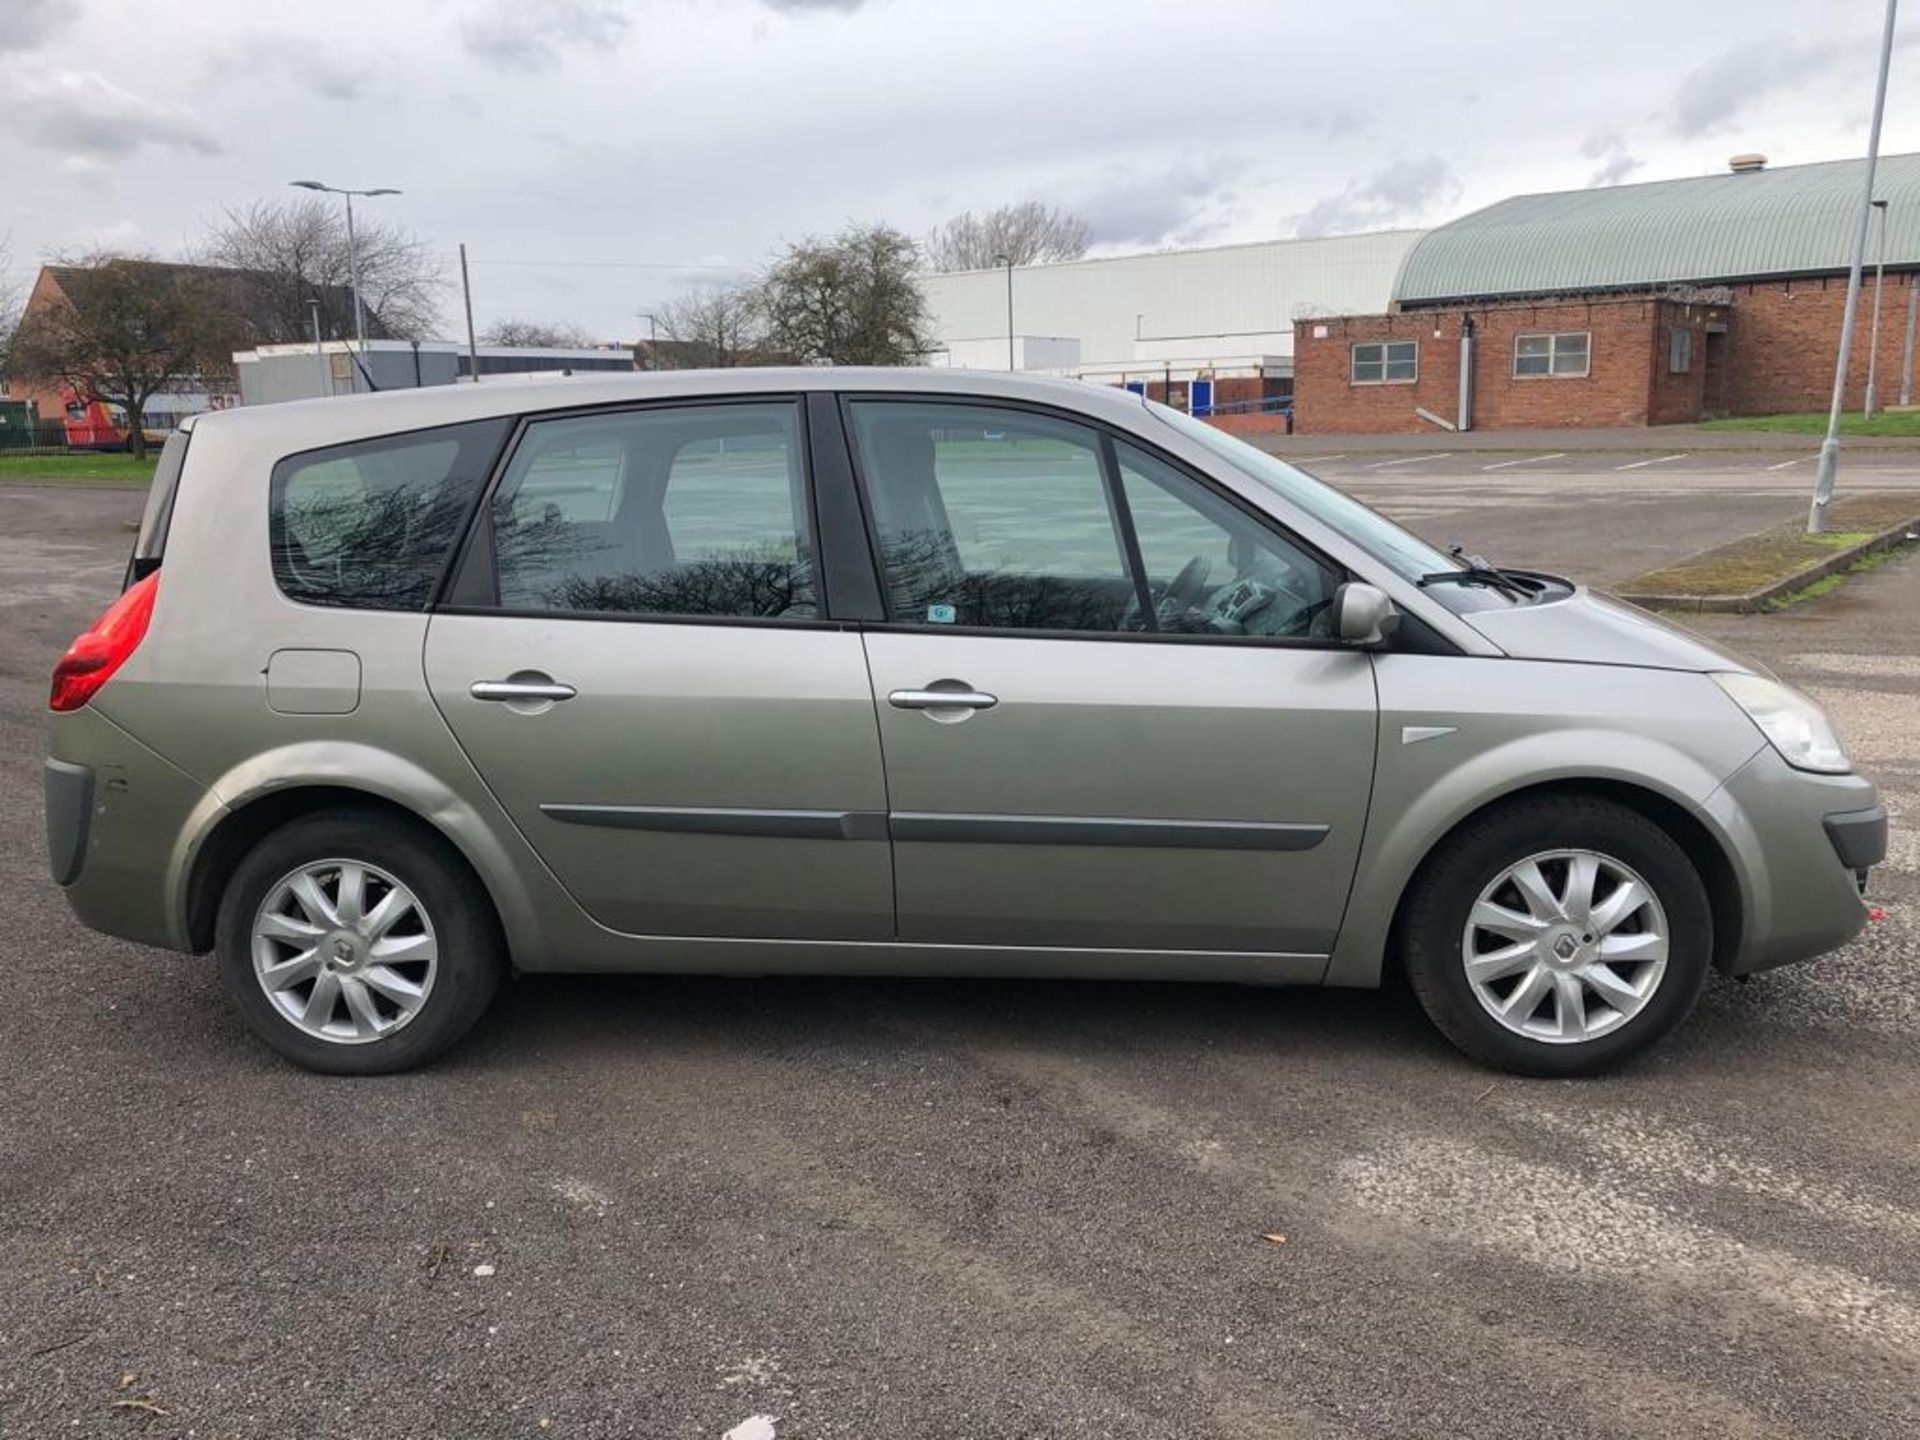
[1553,934,1579,961]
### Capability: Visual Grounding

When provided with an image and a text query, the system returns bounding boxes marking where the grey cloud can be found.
[759,0,870,10]
[1291,156,1459,238]
[1581,130,1644,188]
[0,0,64,52]
[210,37,379,101]
[1072,161,1242,248]
[460,0,630,73]
[1666,34,1914,138]
[7,70,222,159]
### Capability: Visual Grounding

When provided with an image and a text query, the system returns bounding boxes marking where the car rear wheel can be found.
[215,811,503,1074]
[1398,794,1712,1076]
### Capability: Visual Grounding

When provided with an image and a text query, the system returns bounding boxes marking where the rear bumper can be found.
[47,706,211,951]
[45,759,94,885]
[1708,750,1880,976]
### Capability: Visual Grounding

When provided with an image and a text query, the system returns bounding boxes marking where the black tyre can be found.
[215,809,504,1075]
[1398,794,1712,1077]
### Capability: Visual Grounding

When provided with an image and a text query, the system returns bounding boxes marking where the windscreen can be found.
[1144,401,1458,584]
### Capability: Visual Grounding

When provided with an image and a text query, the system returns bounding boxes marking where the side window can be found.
[270,419,509,610]
[486,401,815,620]
[1351,340,1417,384]
[1115,442,1342,638]
[846,401,1136,633]
[1668,328,1694,374]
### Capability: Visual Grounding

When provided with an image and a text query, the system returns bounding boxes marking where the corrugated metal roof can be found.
[1394,152,1920,304]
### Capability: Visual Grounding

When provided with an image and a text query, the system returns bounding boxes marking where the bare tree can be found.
[756,224,931,366]
[194,197,445,342]
[0,234,22,381]
[479,317,593,348]
[653,284,764,368]
[923,202,1092,271]
[9,254,229,460]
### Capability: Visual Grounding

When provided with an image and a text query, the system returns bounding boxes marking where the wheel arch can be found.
[186,786,505,955]
[1377,778,1744,985]
[175,740,560,963]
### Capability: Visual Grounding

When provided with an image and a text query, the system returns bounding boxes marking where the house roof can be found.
[1393,152,1920,305]
[38,261,384,341]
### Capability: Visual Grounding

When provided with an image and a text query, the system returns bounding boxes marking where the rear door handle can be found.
[471,679,577,703]
[888,688,998,711]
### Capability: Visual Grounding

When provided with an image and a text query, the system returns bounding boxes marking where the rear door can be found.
[424,397,892,940]
[844,397,1378,960]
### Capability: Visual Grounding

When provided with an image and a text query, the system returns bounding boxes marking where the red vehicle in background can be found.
[60,387,233,451]
[61,394,152,452]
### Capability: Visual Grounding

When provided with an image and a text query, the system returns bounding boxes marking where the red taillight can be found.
[50,572,159,713]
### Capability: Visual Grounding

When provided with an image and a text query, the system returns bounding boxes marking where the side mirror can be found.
[1331,581,1400,646]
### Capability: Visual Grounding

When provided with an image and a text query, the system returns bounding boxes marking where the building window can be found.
[1351,340,1417,385]
[1668,328,1694,374]
[1513,331,1590,378]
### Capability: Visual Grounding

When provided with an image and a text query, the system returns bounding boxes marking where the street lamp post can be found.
[290,180,402,387]
[1809,0,1899,534]
[638,313,658,370]
[1865,198,1890,418]
[994,254,1014,371]
[306,297,327,396]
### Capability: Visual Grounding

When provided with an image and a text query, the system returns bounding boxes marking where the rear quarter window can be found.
[270,419,510,610]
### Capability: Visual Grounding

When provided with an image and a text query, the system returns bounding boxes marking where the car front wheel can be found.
[1399,794,1713,1076]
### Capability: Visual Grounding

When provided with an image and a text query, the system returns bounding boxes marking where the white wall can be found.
[918,229,1424,374]
[931,335,1082,370]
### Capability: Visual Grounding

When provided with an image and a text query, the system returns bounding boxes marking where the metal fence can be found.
[0,418,71,452]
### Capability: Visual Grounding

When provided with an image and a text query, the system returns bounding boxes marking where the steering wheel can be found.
[1122,553,1214,632]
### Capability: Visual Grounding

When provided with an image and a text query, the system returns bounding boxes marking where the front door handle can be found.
[888,687,998,712]
[471,678,577,703]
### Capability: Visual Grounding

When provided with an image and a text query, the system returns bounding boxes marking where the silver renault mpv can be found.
[46,369,1885,1075]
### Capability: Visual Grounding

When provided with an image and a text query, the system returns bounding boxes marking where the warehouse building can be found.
[233,339,635,405]
[918,229,1425,424]
[1292,153,1920,433]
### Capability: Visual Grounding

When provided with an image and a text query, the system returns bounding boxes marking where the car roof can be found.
[192,366,1151,452]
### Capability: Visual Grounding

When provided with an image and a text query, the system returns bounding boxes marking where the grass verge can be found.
[0,454,158,487]
[1696,411,1920,437]
[1619,493,1920,608]
[1763,545,1908,610]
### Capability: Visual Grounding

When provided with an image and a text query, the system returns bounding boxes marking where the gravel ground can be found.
[2,478,1916,1439]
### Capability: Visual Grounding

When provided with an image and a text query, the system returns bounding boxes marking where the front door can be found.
[425,398,892,940]
[842,397,1377,957]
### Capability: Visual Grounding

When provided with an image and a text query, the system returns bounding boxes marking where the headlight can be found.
[1712,672,1852,774]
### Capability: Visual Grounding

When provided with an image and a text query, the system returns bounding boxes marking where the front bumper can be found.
[1708,748,1882,976]
[1824,805,1889,878]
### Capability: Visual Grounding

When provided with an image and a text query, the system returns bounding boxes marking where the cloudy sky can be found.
[3,0,1915,339]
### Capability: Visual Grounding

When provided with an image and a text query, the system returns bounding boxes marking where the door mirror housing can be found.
[1331,581,1399,646]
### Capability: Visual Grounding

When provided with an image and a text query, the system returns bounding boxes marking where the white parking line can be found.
[1613,452,1690,471]
[1366,452,1447,469]
[1480,451,1566,472]
[1290,453,1347,463]
[1765,457,1806,470]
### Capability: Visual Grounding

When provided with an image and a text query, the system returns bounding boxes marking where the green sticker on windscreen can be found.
[927,603,957,625]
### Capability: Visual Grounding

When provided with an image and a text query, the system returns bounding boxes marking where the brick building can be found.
[4,261,371,426]
[1293,153,1920,434]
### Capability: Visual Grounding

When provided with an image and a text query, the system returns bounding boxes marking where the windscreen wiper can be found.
[1417,548,1538,597]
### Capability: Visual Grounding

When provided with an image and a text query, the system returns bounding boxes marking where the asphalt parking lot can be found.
[1283,445,1920,587]
[3,469,1918,1439]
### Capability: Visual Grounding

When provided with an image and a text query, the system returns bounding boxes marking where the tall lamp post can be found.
[1810,0,1898,534]
[994,253,1014,371]
[638,312,658,370]
[305,297,328,397]
[290,179,402,383]
[1865,198,1890,418]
